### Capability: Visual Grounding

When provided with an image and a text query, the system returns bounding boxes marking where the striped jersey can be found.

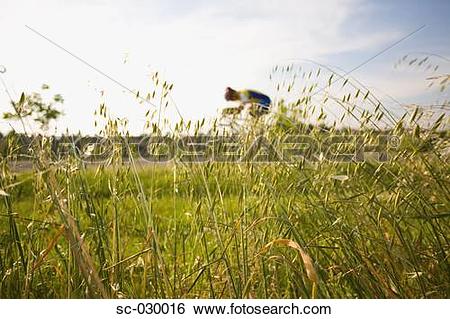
[238,90,271,109]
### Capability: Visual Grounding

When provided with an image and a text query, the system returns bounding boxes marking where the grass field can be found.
[1,127,449,298]
[1,68,449,299]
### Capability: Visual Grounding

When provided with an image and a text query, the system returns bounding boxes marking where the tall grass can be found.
[0,64,449,298]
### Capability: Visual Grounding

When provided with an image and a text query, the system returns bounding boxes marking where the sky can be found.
[0,0,449,134]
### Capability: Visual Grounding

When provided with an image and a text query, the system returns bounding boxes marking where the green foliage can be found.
[3,85,64,130]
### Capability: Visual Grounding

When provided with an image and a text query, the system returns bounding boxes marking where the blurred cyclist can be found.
[223,87,271,118]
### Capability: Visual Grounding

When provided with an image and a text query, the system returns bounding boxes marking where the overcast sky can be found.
[0,0,449,134]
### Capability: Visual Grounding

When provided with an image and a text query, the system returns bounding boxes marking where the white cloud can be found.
[0,0,404,134]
